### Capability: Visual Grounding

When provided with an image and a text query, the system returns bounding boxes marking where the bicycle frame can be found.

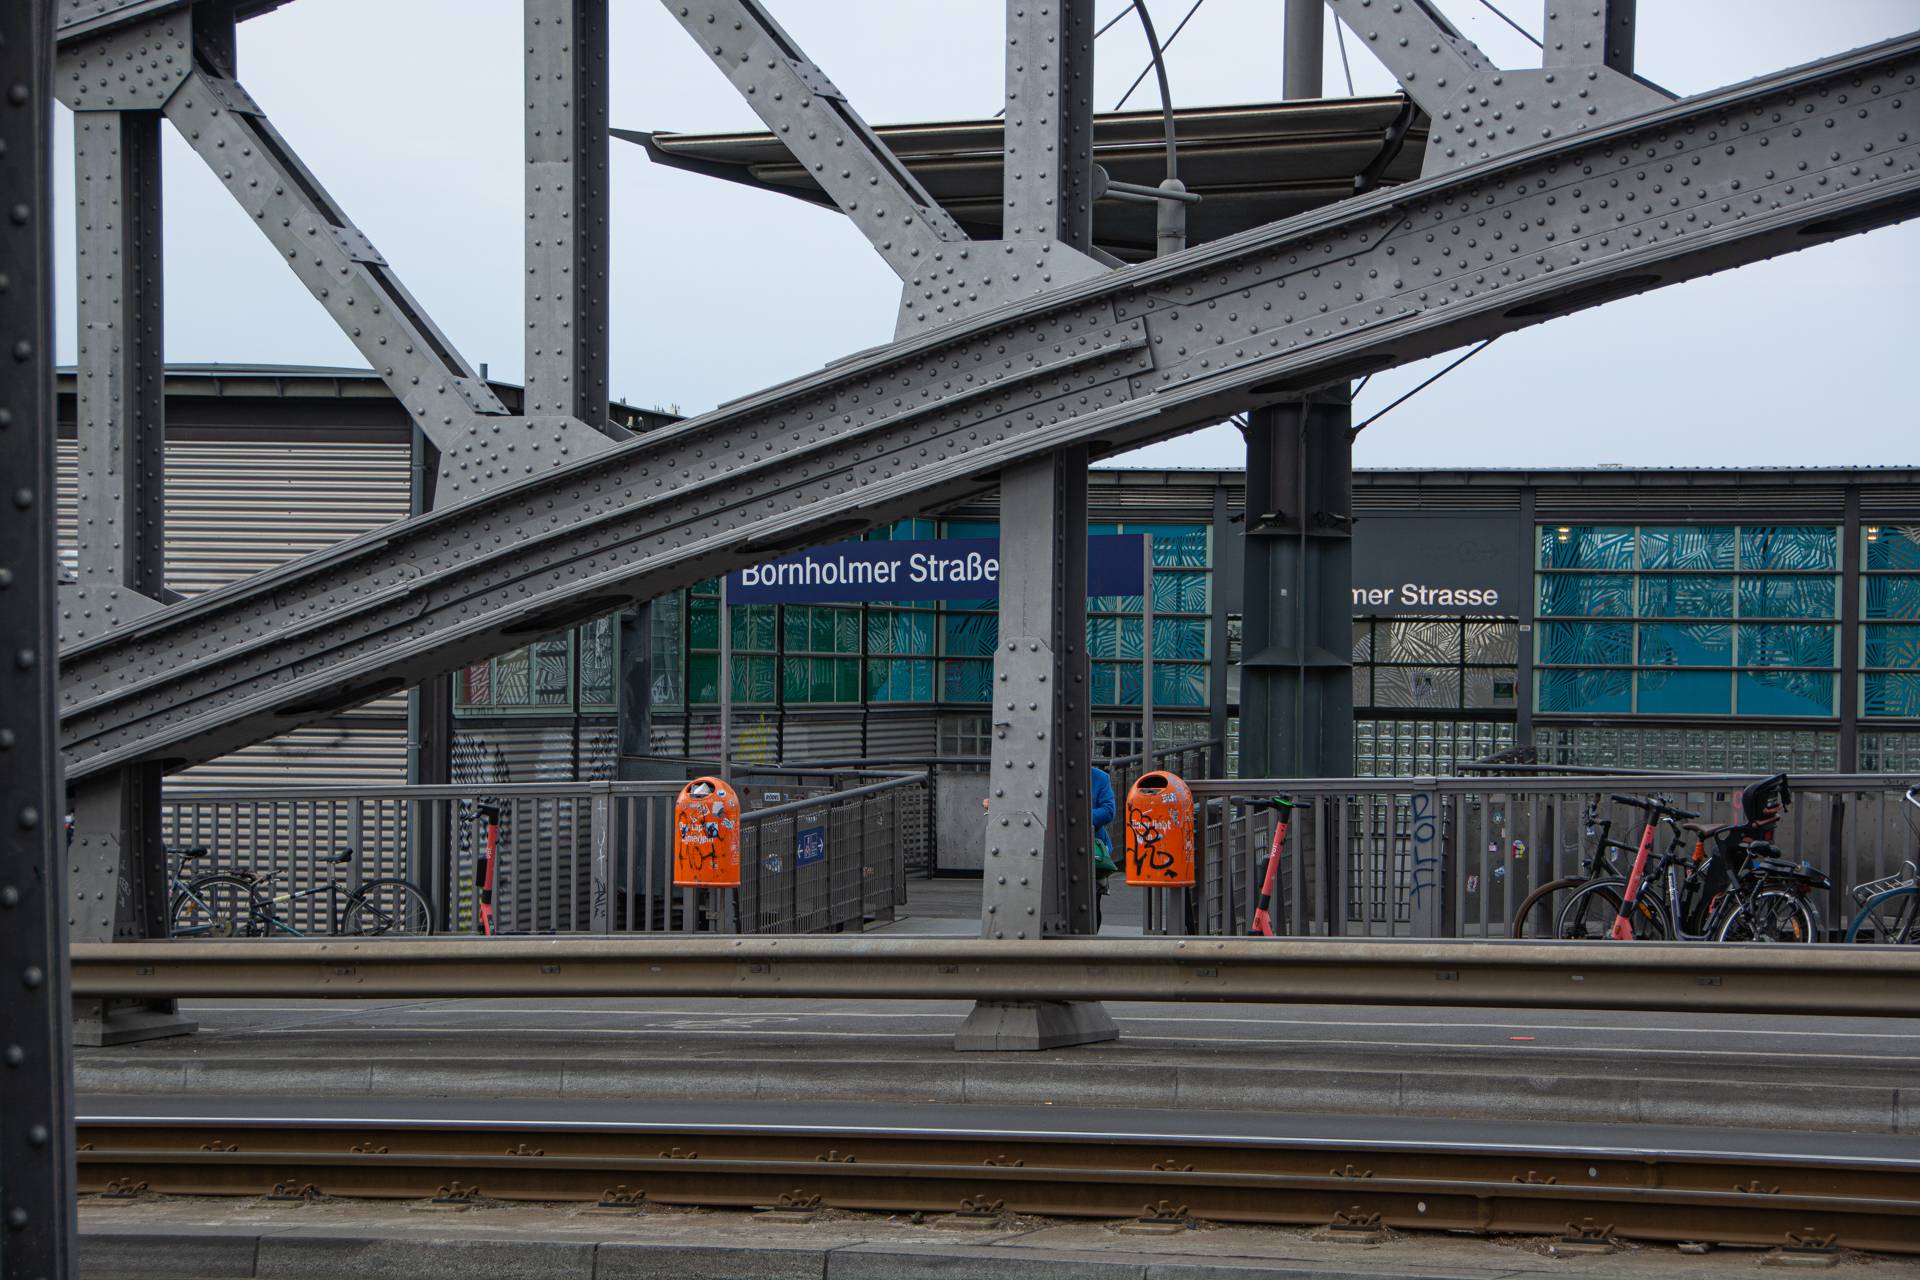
[1609,815,1663,941]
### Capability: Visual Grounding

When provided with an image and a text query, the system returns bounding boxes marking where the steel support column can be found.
[0,2,77,1271]
[1282,0,1323,99]
[1544,0,1637,75]
[525,0,617,437]
[1239,394,1353,780]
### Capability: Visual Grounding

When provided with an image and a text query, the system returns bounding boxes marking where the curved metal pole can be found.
[1128,0,1179,181]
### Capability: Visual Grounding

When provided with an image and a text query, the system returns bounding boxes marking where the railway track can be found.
[76,1109,1920,1256]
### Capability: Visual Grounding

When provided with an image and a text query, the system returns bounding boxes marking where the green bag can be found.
[1092,832,1119,878]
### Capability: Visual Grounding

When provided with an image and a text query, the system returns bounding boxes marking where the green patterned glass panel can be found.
[1866,575,1920,620]
[734,654,777,704]
[1864,624,1920,669]
[1539,668,1631,713]
[1538,574,1633,617]
[867,657,935,703]
[1640,526,1733,570]
[867,608,934,655]
[1864,672,1920,717]
[731,605,776,651]
[1540,621,1632,665]
[688,654,716,704]
[1637,574,1732,618]
[1638,622,1731,668]
[942,612,997,657]
[781,656,810,702]
[1738,576,1836,619]
[1736,669,1833,716]
[689,598,719,649]
[941,659,992,702]
[1538,526,1634,570]
[944,519,997,538]
[1739,526,1837,571]
[1636,669,1732,715]
[1737,623,1836,668]
[1865,526,1920,571]
[781,607,808,652]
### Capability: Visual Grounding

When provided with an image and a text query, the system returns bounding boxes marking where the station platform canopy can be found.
[620,96,1426,262]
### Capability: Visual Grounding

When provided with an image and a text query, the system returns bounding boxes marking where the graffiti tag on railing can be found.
[1408,792,1440,910]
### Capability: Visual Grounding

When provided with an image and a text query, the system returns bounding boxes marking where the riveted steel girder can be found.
[1326,0,1671,174]
[2,3,76,1271]
[57,0,288,43]
[1545,0,1638,76]
[526,0,619,436]
[56,33,1920,779]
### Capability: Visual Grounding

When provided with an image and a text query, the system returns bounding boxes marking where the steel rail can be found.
[73,1113,1920,1253]
[56,32,1920,780]
[67,936,1920,1015]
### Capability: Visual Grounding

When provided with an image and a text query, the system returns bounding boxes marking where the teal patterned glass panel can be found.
[781,607,809,652]
[837,658,861,701]
[1087,615,1120,659]
[941,612,998,656]
[781,657,810,703]
[1864,624,1920,669]
[1638,622,1731,668]
[835,608,860,652]
[867,658,935,702]
[1116,662,1143,706]
[944,519,998,538]
[1090,662,1125,705]
[1738,576,1836,619]
[1738,526,1837,571]
[1538,526,1634,570]
[1154,662,1209,707]
[1636,669,1732,715]
[867,608,933,655]
[1089,593,1144,614]
[869,518,936,541]
[1865,526,1920,571]
[1640,526,1733,570]
[1538,574,1633,617]
[1152,570,1210,614]
[1737,623,1836,668]
[941,659,992,703]
[1142,524,1209,567]
[1736,669,1834,716]
[1154,618,1209,660]
[1539,668,1632,713]
[947,596,997,612]
[1864,672,1920,718]
[1540,621,1632,665]
[1637,574,1733,618]
[731,605,776,652]
[689,598,719,650]
[1866,575,1920,620]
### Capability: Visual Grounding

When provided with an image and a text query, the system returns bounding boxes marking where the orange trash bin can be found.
[674,776,742,887]
[1124,771,1195,887]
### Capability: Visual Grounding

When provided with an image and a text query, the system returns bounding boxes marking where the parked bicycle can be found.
[1843,783,1920,944]
[1554,775,1828,943]
[168,845,433,937]
[1509,799,1634,938]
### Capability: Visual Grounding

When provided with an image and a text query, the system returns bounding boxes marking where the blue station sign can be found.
[727,536,1147,605]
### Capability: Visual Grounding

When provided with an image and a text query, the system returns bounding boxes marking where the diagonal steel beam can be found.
[56,32,1920,779]
[1326,0,1670,174]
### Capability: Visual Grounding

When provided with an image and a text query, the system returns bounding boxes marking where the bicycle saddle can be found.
[325,847,354,865]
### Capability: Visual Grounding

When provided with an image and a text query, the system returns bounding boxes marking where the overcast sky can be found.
[50,0,1920,470]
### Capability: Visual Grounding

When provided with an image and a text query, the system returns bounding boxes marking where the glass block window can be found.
[1535,525,1840,717]
[456,620,617,714]
[1863,525,1920,718]
[1353,719,1515,776]
[1538,724,1839,772]
[1353,618,1518,712]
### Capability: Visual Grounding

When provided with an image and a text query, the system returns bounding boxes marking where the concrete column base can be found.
[73,997,197,1047]
[954,999,1118,1051]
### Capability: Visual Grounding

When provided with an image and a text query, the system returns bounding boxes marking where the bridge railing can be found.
[1186,774,1920,939]
[160,771,929,936]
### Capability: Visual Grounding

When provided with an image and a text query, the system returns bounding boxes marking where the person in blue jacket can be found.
[1090,765,1119,928]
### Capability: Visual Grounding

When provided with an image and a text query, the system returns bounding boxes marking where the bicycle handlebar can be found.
[1608,794,1701,821]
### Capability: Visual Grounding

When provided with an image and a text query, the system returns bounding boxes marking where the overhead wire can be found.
[1351,339,1497,434]
[1114,0,1207,113]
[1333,15,1356,96]
[1473,0,1543,49]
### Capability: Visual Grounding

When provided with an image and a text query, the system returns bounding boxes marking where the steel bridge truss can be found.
[42,1,1920,967]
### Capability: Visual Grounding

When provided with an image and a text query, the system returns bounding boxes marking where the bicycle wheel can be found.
[1510,877,1581,938]
[1716,889,1817,943]
[1556,879,1667,940]
[1845,886,1919,944]
[341,878,434,936]
[170,873,264,939]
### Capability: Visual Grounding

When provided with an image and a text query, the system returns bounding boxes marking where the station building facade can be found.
[57,368,1920,787]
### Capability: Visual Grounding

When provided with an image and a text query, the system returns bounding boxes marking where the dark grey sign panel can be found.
[1351,514,1524,615]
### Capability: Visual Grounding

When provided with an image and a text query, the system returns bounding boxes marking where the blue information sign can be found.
[796,826,827,868]
[728,535,1147,605]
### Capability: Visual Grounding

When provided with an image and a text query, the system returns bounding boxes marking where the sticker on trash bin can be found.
[797,826,827,867]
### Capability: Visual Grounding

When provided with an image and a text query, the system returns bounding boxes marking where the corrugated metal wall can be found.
[58,437,412,786]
